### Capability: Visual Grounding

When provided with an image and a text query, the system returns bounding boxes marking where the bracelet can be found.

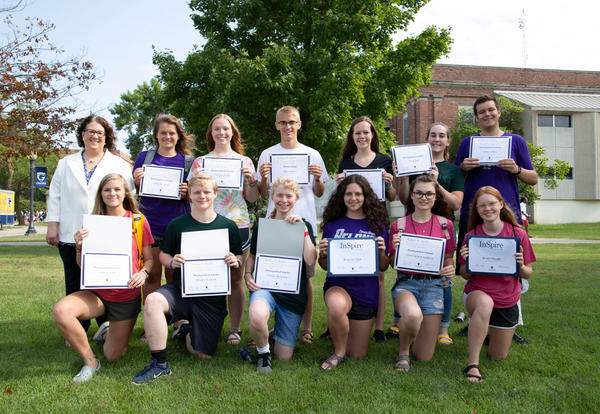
[385,182,393,191]
[142,269,149,279]
[169,259,174,270]
[247,180,258,188]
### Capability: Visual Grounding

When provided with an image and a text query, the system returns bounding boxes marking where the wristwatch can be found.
[514,166,522,176]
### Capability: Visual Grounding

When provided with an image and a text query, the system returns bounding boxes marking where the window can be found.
[538,114,572,128]
[544,167,573,180]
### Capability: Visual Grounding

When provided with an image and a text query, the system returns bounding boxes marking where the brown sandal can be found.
[299,329,314,344]
[320,353,346,371]
[394,354,410,372]
[226,330,242,345]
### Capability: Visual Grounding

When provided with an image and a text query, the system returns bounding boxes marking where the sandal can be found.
[463,364,484,383]
[385,326,399,340]
[299,329,314,344]
[320,353,346,371]
[437,333,453,345]
[394,354,410,372]
[226,330,242,345]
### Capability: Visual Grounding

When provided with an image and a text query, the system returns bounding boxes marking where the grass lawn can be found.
[529,222,600,240]
[0,244,598,413]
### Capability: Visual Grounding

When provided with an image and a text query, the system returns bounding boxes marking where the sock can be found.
[256,344,270,354]
[151,349,167,364]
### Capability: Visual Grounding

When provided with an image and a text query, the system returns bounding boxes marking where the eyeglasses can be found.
[412,191,436,199]
[85,129,105,137]
[476,201,500,210]
[277,120,298,127]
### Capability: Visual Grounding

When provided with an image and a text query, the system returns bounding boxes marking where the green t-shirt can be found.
[250,220,315,315]
[435,160,464,193]
[161,213,243,308]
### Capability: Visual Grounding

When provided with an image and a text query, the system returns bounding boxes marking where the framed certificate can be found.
[466,235,520,277]
[393,234,446,275]
[469,136,512,166]
[392,144,433,177]
[182,258,231,297]
[270,153,310,185]
[140,165,183,200]
[202,157,243,190]
[327,238,379,277]
[81,253,131,289]
[254,254,303,294]
[344,169,385,201]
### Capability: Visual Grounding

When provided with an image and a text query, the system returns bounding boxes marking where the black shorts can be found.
[489,304,519,329]
[239,227,251,251]
[92,293,141,321]
[155,283,227,356]
[348,301,377,321]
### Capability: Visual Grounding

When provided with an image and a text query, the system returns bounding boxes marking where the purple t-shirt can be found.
[454,132,533,224]
[133,151,191,237]
[322,216,387,308]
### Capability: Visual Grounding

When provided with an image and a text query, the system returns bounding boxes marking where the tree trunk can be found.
[15,181,24,225]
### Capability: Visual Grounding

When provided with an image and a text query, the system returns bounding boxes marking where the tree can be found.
[149,0,451,169]
[110,78,167,160]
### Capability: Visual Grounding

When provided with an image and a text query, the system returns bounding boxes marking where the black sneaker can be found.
[256,352,272,374]
[456,326,469,337]
[373,329,386,343]
[172,320,191,341]
[385,326,399,340]
[513,332,529,345]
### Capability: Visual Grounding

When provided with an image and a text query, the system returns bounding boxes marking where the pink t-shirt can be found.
[459,221,536,308]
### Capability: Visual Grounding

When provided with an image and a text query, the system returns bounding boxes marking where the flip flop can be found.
[437,333,453,345]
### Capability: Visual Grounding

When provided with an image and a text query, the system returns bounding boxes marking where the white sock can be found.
[256,344,270,354]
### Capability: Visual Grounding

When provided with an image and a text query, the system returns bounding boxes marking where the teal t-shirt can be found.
[436,160,464,193]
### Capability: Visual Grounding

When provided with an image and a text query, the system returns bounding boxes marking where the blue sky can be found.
[6,0,599,154]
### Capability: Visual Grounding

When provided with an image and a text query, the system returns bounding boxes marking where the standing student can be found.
[318,175,389,370]
[396,122,464,345]
[244,177,317,373]
[53,174,153,383]
[257,106,329,344]
[190,114,259,346]
[335,116,396,343]
[132,114,194,301]
[458,186,535,383]
[131,174,242,385]
[388,174,456,372]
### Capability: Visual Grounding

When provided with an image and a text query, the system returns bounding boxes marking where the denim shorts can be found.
[249,289,303,348]
[392,278,444,316]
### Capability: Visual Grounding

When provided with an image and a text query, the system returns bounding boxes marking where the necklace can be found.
[83,152,104,165]
[411,215,433,235]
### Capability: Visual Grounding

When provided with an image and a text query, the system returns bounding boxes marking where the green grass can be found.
[529,222,600,240]
[0,224,46,242]
[1,244,599,413]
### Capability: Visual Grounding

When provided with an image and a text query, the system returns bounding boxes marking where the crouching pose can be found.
[131,174,242,385]
[53,173,153,383]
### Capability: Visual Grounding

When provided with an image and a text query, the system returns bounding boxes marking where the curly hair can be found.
[467,186,519,231]
[152,114,194,155]
[426,122,451,161]
[92,173,139,215]
[76,115,116,151]
[405,174,452,220]
[269,177,300,218]
[205,114,245,155]
[340,116,381,161]
[321,174,387,235]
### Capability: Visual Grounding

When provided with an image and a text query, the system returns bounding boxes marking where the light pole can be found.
[25,152,37,236]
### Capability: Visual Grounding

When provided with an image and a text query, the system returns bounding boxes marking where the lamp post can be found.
[25,152,37,236]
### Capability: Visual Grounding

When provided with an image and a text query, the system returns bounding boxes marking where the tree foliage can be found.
[145,0,451,170]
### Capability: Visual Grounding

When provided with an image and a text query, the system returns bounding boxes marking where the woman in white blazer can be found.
[47,115,134,333]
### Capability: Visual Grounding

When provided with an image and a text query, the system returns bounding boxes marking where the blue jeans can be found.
[249,289,303,348]
[392,278,444,316]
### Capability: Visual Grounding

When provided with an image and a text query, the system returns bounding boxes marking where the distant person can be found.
[520,197,530,235]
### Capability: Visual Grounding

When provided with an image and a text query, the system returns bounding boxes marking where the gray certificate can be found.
[394,233,446,275]
[202,157,243,190]
[466,235,520,277]
[469,136,512,166]
[269,153,310,185]
[140,165,183,200]
[392,144,433,177]
[344,169,385,201]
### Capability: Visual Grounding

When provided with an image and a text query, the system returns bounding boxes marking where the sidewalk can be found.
[0,224,47,238]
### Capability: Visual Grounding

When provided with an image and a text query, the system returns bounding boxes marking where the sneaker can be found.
[513,332,529,345]
[385,326,399,340]
[72,358,100,383]
[457,325,469,337]
[132,359,171,385]
[172,320,191,340]
[256,352,272,374]
[373,329,386,343]
[92,321,110,343]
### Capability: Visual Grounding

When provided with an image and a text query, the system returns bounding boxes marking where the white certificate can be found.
[202,157,243,190]
[392,144,433,177]
[80,214,132,289]
[394,234,446,275]
[469,136,512,165]
[254,254,303,293]
[182,258,230,297]
[140,165,183,200]
[327,238,378,277]
[344,169,385,201]
[270,153,310,185]
[466,235,520,277]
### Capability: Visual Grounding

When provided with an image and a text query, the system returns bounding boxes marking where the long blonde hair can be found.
[269,177,300,218]
[92,174,139,215]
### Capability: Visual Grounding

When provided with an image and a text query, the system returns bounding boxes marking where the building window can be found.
[402,113,408,145]
[544,167,573,180]
[538,114,572,128]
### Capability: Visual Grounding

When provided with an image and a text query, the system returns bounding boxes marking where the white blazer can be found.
[47,150,135,243]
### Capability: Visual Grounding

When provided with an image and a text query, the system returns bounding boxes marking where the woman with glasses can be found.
[47,115,134,335]
[388,174,456,372]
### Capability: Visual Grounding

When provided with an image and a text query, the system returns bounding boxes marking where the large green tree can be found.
[147,0,450,169]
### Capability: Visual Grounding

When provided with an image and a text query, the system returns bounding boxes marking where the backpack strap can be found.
[132,213,144,268]
[143,149,157,166]
[395,216,407,233]
[184,155,194,180]
[435,215,451,240]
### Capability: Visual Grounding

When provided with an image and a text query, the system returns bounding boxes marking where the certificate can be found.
[392,144,433,177]
[466,235,520,277]
[254,254,303,293]
[202,157,243,190]
[270,153,310,185]
[80,214,132,289]
[140,165,183,200]
[344,169,385,201]
[327,238,378,277]
[182,258,230,297]
[394,233,446,275]
[469,136,512,165]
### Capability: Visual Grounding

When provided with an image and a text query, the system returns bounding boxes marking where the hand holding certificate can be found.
[469,136,512,166]
[202,157,243,190]
[139,165,184,200]
[466,235,520,276]
[344,169,385,201]
[392,144,433,177]
[269,153,310,185]
[327,238,378,277]
[393,234,446,275]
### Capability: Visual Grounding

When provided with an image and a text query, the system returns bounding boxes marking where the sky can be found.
[5,0,600,155]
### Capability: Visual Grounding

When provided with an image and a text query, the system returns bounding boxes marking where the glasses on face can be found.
[476,200,500,210]
[277,120,298,127]
[412,191,436,200]
[85,129,105,137]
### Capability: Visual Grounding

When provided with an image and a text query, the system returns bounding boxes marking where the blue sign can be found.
[35,167,47,188]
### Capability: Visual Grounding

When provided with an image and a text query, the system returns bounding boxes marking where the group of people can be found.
[47,96,537,385]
